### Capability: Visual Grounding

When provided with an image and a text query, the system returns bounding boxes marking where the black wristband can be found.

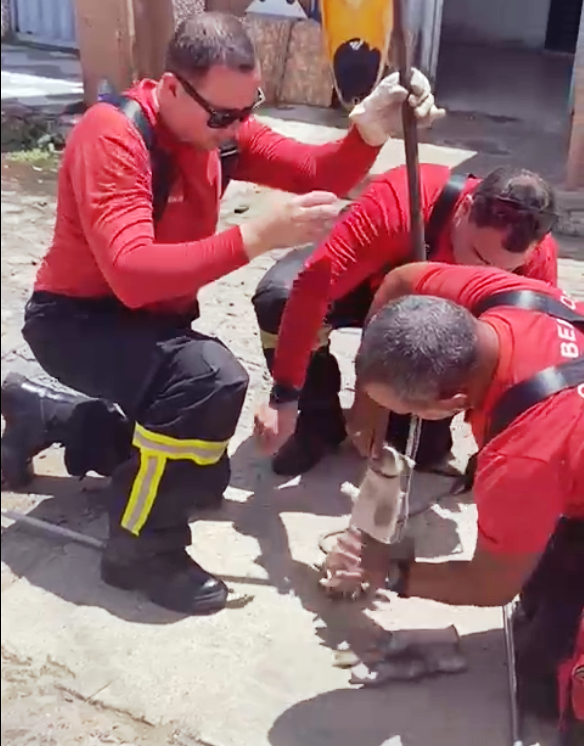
[395,560,412,598]
[269,382,301,406]
[386,560,412,598]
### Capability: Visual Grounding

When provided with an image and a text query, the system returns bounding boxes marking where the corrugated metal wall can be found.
[11,0,77,47]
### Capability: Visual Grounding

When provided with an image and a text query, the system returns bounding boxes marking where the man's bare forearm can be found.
[407,559,513,607]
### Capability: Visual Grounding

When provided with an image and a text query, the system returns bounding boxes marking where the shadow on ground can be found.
[1,435,465,635]
[268,627,558,746]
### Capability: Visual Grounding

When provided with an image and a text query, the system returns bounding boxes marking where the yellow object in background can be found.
[319,0,394,109]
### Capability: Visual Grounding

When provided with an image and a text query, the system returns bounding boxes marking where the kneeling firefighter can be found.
[1,13,437,614]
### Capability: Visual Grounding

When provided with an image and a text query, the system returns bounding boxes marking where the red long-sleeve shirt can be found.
[409,263,583,554]
[273,164,559,389]
[34,79,380,314]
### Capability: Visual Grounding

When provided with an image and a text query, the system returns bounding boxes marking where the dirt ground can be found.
[1,147,581,746]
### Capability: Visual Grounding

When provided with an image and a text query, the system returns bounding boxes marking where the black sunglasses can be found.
[172,71,265,129]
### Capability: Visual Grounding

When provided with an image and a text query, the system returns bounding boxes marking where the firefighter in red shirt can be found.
[329,262,583,727]
[0,13,442,615]
[253,165,559,476]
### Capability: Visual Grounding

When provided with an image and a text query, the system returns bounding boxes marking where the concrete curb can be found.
[556,190,584,239]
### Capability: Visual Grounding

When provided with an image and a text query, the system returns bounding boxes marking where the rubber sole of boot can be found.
[101,560,229,615]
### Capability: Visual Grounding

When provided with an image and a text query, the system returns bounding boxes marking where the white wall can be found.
[442,0,552,49]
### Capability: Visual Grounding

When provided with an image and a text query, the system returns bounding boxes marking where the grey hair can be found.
[355,295,479,403]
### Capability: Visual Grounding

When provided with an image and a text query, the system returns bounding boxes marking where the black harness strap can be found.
[99,94,239,223]
[486,356,584,443]
[474,290,584,326]
[425,173,469,258]
[473,290,584,443]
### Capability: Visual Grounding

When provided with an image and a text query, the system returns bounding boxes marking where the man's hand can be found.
[329,528,392,590]
[254,400,298,455]
[349,68,445,147]
[345,387,386,457]
[241,192,344,259]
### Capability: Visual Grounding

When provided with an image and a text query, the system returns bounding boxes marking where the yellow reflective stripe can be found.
[120,424,229,536]
[260,329,278,350]
[259,325,333,351]
[132,423,228,464]
[121,450,166,536]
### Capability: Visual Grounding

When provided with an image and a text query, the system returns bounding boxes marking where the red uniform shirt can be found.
[412,263,584,556]
[273,164,559,388]
[34,79,380,315]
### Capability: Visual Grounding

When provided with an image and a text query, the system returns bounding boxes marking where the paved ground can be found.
[1,43,583,746]
[2,143,582,746]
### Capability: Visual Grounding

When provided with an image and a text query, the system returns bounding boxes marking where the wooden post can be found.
[133,0,175,80]
[566,15,584,190]
[73,0,137,104]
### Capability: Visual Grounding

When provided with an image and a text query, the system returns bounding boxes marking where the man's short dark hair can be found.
[165,12,256,79]
[355,296,478,404]
[469,167,557,253]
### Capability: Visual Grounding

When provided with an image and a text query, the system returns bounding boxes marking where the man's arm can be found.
[365,263,429,324]
[368,261,567,324]
[71,107,251,309]
[405,543,540,607]
[392,454,560,607]
[233,118,380,198]
[272,174,411,389]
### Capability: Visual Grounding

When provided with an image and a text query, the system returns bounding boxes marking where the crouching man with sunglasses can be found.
[0,12,441,615]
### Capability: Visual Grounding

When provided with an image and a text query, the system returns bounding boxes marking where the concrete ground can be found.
[2,152,582,746]
[1,42,583,746]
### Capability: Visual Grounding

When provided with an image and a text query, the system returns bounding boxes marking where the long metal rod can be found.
[502,602,524,746]
[393,0,426,262]
[1,509,106,550]
[373,0,425,479]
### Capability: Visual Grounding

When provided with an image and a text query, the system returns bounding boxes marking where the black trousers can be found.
[516,518,584,720]
[23,292,249,551]
[252,246,453,466]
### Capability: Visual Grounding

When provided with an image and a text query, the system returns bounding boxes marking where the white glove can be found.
[349,68,445,147]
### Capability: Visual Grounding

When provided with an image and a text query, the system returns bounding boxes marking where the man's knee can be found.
[252,273,290,339]
[146,336,249,439]
[252,244,316,336]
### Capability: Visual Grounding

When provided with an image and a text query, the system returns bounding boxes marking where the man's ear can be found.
[441,393,469,414]
[460,194,473,216]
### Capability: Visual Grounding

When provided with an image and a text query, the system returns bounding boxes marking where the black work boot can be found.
[101,529,229,615]
[1,372,85,488]
[1,372,130,489]
[272,402,347,477]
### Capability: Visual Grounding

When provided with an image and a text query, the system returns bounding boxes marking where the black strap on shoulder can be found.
[425,173,469,258]
[219,139,239,194]
[473,290,584,330]
[99,94,240,221]
[475,289,584,443]
[102,94,156,151]
[485,356,584,443]
[99,93,172,223]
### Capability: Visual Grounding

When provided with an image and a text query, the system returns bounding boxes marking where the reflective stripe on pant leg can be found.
[121,423,229,536]
[259,325,332,351]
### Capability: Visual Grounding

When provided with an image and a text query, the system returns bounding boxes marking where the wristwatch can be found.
[269,382,301,407]
[385,559,412,599]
